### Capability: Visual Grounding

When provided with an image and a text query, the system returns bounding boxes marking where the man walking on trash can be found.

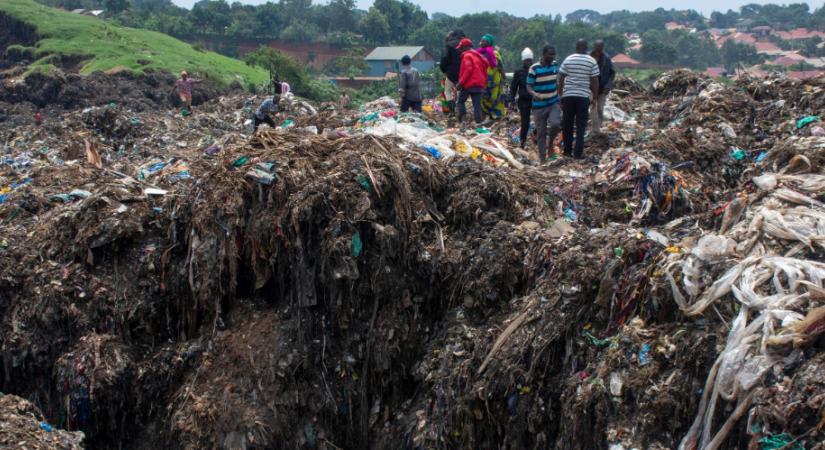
[509,48,533,149]
[558,39,599,159]
[398,55,423,113]
[172,70,204,113]
[526,45,562,163]
[590,40,616,135]
[439,30,465,115]
[455,38,488,126]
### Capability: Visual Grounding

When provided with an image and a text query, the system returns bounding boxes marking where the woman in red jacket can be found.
[455,38,488,125]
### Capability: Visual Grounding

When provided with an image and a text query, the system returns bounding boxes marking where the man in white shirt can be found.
[558,39,600,159]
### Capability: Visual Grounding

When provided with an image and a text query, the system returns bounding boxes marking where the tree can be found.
[326,48,369,77]
[721,39,762,71]
[191,0,231,33]
[360,7,391,44]
[104,0,129,14]
[565,9,601,24]
[327,0,357,32]
[640,30,677,64]
[131,0,174,12]
[280,20,321,42]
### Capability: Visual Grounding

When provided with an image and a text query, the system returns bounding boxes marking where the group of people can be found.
[427,31,615,161]
[510,39,615,160]
[436,31,508,124]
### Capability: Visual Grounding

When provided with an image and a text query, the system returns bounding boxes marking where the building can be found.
[771,56,803,67]
[70,9,104,16]
[364,47,434,77]
[751,26,772,37]
[754,42,782,56]
[665,22,687,31]
[716,32,757,47]
[705,67,726,78]
[329,73,397,89]
[774,28,825,40]
[787,70,823,80]
[611,53,640,68]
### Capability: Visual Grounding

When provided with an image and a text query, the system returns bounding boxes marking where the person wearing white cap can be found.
[509,47,534,149]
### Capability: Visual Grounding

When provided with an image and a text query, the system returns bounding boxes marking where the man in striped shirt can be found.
[526,45,561,162]
[558,39,600,159]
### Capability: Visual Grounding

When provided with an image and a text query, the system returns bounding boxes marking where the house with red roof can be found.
[716,32,757,47]
[705,67,726,77]
[771,56,804,67]
[787,71,823,80]
[753,42,782,56]
[665,22,687,31]
[611,53,640,68]
[774,28,825,40]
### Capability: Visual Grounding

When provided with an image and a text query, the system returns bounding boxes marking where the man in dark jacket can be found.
[509,47,534,148]
[399,55,422,113]
[439,29,465,115]
[590,40,616,134]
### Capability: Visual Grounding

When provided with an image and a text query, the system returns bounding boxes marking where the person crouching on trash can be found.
[253,85,282,132]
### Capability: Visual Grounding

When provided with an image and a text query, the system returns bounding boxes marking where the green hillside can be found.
[0,0,266,86]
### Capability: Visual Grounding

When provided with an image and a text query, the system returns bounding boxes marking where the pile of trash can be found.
[0,393,85,449]
[2,70,825,450]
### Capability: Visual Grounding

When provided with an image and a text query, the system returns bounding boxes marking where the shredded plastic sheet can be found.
[671,169,825,449]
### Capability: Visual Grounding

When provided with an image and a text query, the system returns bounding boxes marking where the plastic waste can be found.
[203,144,221,156]
[356,175,371,191]
[245,168,277,185]
[609,372,624,396]
[280,119,295,129]
[729,148,746,160]
[645,229,669,246]
[564,208,577,223]
[613,247,624,258]
[811,125,825,136]
[139,161,167,179]
[39,422,53,432]
[419,145,442,160]
[351,231,363,257]
[719,123,737,139]
[232,156,250,167]
[796,115,819,129]
[638,343,651,365]
[758,433,803,450]
[180,109,191,117]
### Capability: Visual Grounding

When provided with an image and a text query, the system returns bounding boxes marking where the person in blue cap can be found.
[399,55,422,113]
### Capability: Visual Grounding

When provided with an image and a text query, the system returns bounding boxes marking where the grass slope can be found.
[0,0,266,86]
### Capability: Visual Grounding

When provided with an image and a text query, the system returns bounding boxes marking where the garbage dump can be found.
[2,70,825,450]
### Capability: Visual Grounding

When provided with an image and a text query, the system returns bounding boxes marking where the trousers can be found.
[457,88,483,124]
[562,96,590,158]
[532,103,561,161]
[517,97,532,147]
[590,93,607,133]
[401,98,422,113]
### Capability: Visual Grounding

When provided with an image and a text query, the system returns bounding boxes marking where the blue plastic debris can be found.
[639,343,651,366]
[419,145,442,160]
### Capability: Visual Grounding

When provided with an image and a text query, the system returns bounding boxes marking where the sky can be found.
[170,0,823,17]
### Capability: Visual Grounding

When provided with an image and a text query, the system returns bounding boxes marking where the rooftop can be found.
[365,46,426,61]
